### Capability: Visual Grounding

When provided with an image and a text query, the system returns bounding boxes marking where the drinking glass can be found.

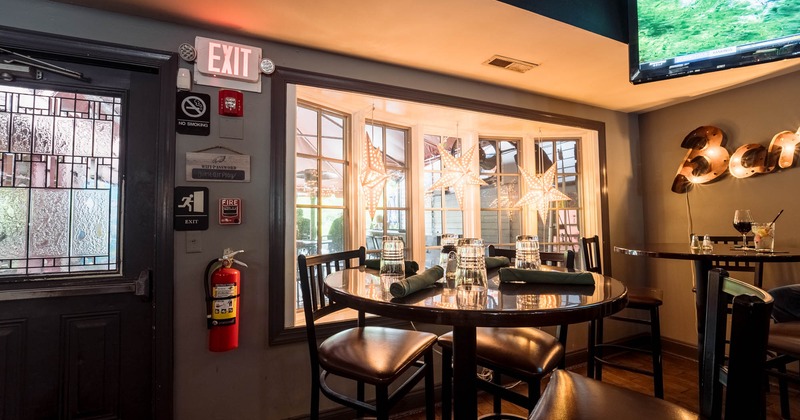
[439,234,460,287]
[379,236,405,292]
[732,209,753,248]
[515,235,541,270]
[453,238,488,289]
[752,223,775,252]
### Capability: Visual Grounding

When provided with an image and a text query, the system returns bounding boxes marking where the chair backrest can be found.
[704,235,764,287]
[701,268,773,419]
[581,235,602,274]
[297,247,366,368]
[488,245,575,269]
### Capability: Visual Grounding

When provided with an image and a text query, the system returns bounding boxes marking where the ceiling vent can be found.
[483,55,538,73]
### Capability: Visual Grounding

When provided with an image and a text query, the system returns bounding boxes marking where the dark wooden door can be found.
[0,29,175,419]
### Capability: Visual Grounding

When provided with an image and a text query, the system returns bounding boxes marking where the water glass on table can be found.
[454,238,488,309]
[379,236,405,292]
[515,234,541,269]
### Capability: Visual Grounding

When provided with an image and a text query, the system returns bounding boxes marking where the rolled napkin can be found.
[484,256,511,269]
[364,259,420,276]
[389,266,444,298]
[498,268,595,285]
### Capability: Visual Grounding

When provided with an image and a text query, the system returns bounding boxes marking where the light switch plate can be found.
[186,231,202,253]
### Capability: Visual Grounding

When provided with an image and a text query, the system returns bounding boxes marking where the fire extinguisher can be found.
[205,249,247,352]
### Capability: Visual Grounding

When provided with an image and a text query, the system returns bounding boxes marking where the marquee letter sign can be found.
[672,126,800,193]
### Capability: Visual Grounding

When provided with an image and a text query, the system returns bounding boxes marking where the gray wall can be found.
[3,1,645,418]
[639,71,800,345]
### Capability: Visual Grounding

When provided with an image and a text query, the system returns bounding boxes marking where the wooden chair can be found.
[487,245,576,269]
[298,247,437,420]
[705,235,764,288]
[582,235,665,398]
[438,245,573,417]
[765,321,800,419]
[530,268,773,420]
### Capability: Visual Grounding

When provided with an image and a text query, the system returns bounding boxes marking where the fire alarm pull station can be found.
[219,198,242,225]
[218,89,243,116]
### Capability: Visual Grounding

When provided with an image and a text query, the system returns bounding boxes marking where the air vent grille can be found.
[484,55,538,73]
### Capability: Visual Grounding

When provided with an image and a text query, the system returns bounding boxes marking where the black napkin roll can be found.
[364,259,419,276]
[389,266,444,298]
[484,256,511,269]
[498,268,595,285]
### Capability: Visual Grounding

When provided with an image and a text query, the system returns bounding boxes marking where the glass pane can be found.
[445,211,463,235]
[557,141,578,173]
[499,176,520,208]
[501,210,522,244]
[480,210,499,243]
[386,170,406,207]
[366,209,384,252]
[33,115,53,154]
[443,189,460,209]
[295,157,318,203]
[499,141,519,173]
[479,140,497,173]
[480,176,498,208]
[561,175,580,205]
[386,209,406,234]
[365,124,383,147]
[424,210,442,246]
[321,137,343,161]
[54,116,74,155]
[14,159,30,187]
[296,106,318,155]
[322,208,344,253]
[386,128,406,166]
[93,120,113,157]
[73,119,93,156]
[537,142,555,173]
[0,112,9,151]
[10,114,32,153]
[29,189,70,258]
[71,189,110,257]
[321,114,343,160]
[424,249,439,272]
[0,187,29,259]
[320,161,344,206]
[424,135,441,171]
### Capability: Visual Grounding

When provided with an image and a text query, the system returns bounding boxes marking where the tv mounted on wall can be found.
[629,0,800,84]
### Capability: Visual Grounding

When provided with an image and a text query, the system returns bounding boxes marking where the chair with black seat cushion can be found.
[706,235,764,287]
[298,247,437,420]
[530,268,773,420]
[438,245,572,418]
[765,321,800,419]
[582,235,665,398]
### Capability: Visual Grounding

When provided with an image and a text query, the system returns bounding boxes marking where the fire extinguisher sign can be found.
[219,198,242,225]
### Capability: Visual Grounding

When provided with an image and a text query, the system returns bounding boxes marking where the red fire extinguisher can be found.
[205,249,247,352]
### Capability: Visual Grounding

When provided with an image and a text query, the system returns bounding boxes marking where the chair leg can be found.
[527,379,541,414]
[356,380,365,418]
[492,371,502,414]
[778,364,791,419]
[310,381,320,420]
[376,385,390,420]
[596,317,605,381]
[651,307,664,399]
[424,349,435,420]
[441,346,452,420]
[587,319,596,379]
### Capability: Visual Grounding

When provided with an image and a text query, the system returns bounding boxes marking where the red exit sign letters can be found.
[195,37,261,83]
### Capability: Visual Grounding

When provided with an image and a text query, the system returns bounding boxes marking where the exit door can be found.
[0,28,175,419]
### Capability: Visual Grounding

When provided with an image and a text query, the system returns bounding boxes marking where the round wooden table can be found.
[324,267,628,420]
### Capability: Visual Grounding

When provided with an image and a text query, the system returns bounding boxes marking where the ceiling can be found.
[58,0,800,113]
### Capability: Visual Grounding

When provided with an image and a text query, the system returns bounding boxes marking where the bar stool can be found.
[582,235,665,398]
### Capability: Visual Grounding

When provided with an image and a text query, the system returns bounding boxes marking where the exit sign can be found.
[194,36,263,93]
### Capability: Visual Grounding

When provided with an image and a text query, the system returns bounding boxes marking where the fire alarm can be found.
[218,89,243,117]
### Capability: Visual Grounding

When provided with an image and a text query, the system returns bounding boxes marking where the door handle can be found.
[135,269,151,298]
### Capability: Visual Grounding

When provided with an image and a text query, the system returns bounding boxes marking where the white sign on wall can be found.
[194,36,262,93]
[186,152,251,182]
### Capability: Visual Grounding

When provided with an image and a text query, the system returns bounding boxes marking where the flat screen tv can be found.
[629,0,800,84]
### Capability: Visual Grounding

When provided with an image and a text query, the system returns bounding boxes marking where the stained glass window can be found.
[0,86,121,277]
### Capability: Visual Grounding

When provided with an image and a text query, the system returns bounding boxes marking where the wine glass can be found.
[732,209,754,248]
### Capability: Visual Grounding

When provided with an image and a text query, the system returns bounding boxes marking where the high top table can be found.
[324,266,628,420]
[614,243,800,410]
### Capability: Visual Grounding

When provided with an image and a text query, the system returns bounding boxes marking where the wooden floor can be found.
[396,351,800,419]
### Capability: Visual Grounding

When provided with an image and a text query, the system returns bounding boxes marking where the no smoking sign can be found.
[176,91,210,136]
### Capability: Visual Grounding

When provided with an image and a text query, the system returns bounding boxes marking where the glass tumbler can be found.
[515,235,541,270]
[379,236,405,292]
[439,233,459,287]
[454,238,488,290]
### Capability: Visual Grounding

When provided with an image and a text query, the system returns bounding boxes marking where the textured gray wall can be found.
[2,1,645,418]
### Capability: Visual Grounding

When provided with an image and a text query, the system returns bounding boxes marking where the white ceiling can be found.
[61,0,800,113]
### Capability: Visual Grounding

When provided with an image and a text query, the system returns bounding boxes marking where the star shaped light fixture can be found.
[427,143,487,208]
[514,164,571,222]
[360,132,389,220]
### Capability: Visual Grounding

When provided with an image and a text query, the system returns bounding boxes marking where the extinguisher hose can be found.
[204,258,220,329]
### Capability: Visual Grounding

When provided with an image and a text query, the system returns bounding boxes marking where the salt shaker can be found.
[690,234,701,250]
[701,235,713,251]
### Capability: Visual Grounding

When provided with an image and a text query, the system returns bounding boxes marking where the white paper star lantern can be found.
[427,143,487,208]
[360,133,389,220]
[514,164,571,222]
